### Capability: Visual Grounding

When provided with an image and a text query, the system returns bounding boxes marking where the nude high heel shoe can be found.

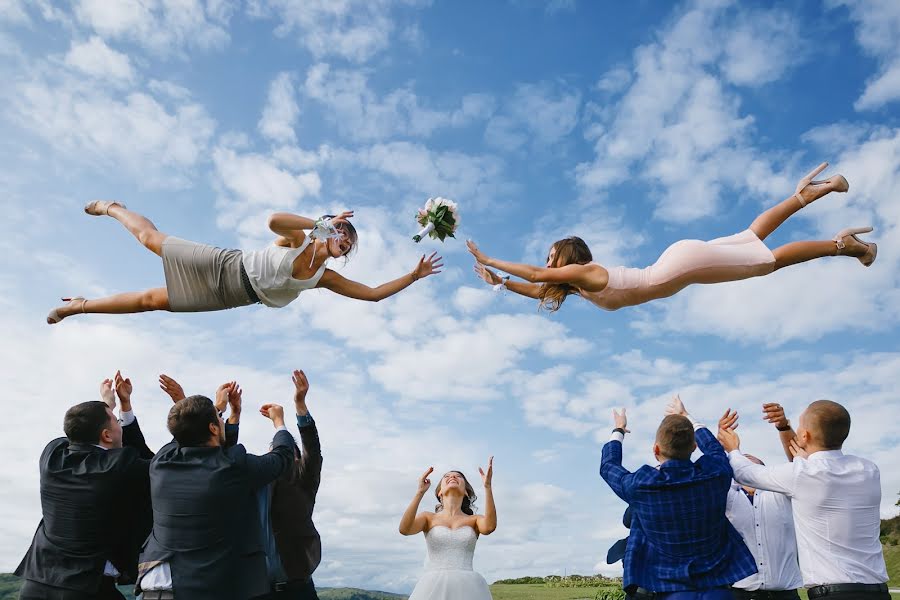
[794,162,849,207]
[833,227,877,267]
[84,201,126,216]
[46,297,86,324]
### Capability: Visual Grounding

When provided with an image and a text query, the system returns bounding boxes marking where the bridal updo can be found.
[434,470,477,515]
[539,236,592,312]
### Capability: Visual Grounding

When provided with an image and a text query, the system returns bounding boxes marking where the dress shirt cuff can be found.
[275,425,288,433]
[296,412,314,428]
[119,410,135,426]
[685,413,705,431]
[609,431,625,443]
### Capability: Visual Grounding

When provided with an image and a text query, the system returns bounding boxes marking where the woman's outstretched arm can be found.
[475,456,496,535]
[473,263,541,299]
[399,467,434,536]
[317,252,443,302]
[467,240,606,291]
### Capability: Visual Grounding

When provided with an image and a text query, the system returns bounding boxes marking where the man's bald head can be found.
[801,400,851,450]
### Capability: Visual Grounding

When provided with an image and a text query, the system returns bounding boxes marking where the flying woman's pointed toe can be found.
[793,162,849,207]
[84,200,126,216]
[833,227,877,267]
[46,297,86,325]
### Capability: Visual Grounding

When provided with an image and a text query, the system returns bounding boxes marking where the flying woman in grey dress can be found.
[47,202,443,324]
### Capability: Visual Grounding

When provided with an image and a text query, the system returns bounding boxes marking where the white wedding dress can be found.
[408,525,493,600]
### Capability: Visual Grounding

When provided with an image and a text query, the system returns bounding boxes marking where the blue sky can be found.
[1,0,898,593]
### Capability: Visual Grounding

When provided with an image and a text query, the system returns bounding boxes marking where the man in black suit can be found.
[16,372,154,600]
[136,393,294,600]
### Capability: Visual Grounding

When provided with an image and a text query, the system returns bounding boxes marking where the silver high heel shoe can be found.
[84,200,126,216]
[794,162,849,207]
[46,297,86,325]
[833,227,877,267]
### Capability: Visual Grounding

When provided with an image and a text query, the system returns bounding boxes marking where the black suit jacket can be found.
[15,419,153,593]
[136,429,294,600]
[272,419,323,581]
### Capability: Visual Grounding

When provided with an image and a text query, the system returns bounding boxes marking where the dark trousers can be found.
[19,578,125,600]
[658,590,734,600]
[252,578,318,600]
[808,593,891,600]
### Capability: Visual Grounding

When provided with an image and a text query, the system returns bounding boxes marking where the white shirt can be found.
[728,449,888,586]
[726,484,803,590]
[241,238,326,308]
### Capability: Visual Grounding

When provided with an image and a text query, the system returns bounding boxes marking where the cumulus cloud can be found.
[63,36,135,83]
[259,71,300,144]
[485,82,581,153]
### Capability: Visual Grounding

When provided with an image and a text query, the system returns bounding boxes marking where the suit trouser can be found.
[19,577,125,600]
[251,578,319,600]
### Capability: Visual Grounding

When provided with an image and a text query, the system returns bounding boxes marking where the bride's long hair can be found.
[434,470,477,515]
[538,236,592,312]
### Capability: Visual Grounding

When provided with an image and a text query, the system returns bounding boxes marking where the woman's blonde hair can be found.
[538,236,592,312]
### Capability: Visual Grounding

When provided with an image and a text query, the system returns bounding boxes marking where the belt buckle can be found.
[274,582,288,592]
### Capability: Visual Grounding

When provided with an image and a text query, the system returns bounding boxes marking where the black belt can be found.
[141,591,175,600]
[627,587,657,599]
[732,589,800,600]
[239,263,261,304]
[808,583,889,598]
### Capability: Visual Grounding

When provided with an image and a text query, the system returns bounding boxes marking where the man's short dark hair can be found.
[168,395,218,447]
[806,399,851,449]
[64,401,113,445]
[655,415,696,460]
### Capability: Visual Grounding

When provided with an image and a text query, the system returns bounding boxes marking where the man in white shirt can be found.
[718,400,889,600]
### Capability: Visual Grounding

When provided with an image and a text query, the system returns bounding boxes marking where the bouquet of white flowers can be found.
[413,197,459,243]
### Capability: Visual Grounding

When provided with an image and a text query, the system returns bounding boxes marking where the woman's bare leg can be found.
[49,287,170,322]
[750,183,839,242]
[104,205,169,257]
[772,236,869,270]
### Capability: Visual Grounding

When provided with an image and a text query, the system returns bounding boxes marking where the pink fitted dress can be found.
[579,229,776,311]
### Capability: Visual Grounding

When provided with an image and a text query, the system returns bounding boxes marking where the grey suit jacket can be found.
[137,428,294,600]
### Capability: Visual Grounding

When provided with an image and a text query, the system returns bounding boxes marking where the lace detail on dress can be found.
[423,526,477,572]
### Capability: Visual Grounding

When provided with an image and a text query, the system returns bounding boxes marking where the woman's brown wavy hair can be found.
[538,236,593,312]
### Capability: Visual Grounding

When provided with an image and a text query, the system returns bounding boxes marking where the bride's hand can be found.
[473,262,502,286]
[466,240,489,264]
[478,456,493,488]
[417,467,434,495]
[331,210,354,224]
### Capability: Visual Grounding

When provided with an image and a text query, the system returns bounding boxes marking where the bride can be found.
[399,459,496,600]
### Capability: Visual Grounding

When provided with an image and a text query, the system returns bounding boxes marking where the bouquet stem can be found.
[413,222,435,243]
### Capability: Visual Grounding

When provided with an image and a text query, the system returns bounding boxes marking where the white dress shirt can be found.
[726,484,803,590]
[729,449,888,587]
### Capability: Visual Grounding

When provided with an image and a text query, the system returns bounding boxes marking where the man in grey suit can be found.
[136,394,294,600]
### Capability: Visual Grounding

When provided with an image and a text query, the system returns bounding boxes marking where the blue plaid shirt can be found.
[600,427,757,591]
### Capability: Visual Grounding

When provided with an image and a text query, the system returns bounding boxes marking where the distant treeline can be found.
[494,573,621,587]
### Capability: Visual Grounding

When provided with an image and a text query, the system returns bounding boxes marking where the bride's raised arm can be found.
[475,456,496,535]
[399,467,434,536]
[467,240,604,290]
[268,210,354,246]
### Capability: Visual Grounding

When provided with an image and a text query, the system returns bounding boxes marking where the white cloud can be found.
[452,286,495,314]
[485,82,581,152]
[303,63,495,142]
[0,0,29,23]
[259,71,300,144]
[247,0,424,63]
[64,36,135,84]
[596,66,631,95]
[827,0,900,110]
[8,66,216,187]
[72,0,232,56]
[576,1,805,222]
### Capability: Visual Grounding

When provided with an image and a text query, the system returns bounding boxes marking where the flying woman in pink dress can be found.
[467,163,876,311]
[47,203,443,323]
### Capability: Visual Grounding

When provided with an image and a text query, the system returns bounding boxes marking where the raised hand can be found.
[718,409,739,435]
[665,394,687,417]
[412,252,444,280]
[612,408,630,433]
[159,374,186,403]
[114,370,133,411]
[466,240,489,264]
[478,456,494,488]
[227,383,242,423]
[259,403,286,428]
[717,427,740,453]
[99,378,116,409]
[762,403,789,429]
[292,369,310,415]
[473,262,503,286]
[788,439,809,460]
[417,467,434,495]
[331,210,354,224]
[215,381,235,414]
